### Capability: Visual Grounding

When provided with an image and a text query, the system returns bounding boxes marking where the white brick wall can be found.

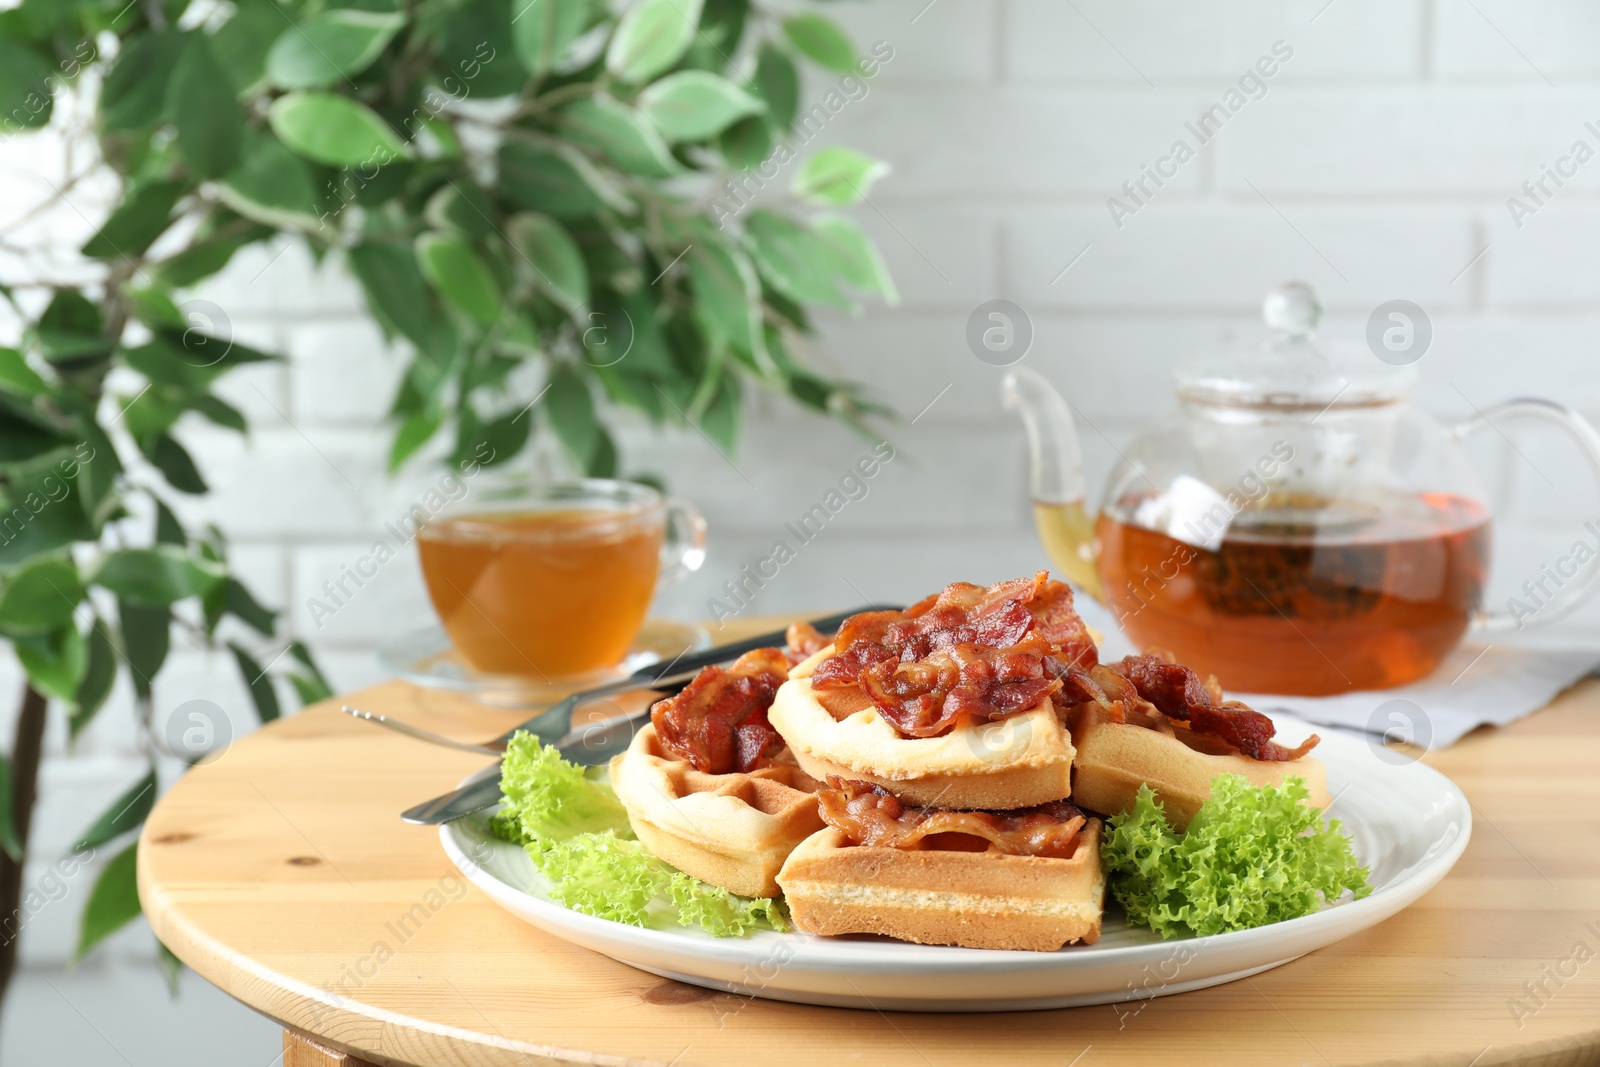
[5,3,1600,1060]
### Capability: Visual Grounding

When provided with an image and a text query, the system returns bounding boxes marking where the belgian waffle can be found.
[609,724,824,898]
[776,820,1105,952]
[767,647,1077,810]
[1069,701,1330,831]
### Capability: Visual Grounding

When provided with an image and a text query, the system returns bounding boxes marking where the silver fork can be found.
[342,706,505,756]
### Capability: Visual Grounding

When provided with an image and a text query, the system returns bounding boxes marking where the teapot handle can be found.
[1454,398,1600,633]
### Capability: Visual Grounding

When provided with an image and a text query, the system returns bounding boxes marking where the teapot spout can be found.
[1001,367,1103,600]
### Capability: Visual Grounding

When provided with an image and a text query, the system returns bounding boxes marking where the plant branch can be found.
[0,685,49,1006]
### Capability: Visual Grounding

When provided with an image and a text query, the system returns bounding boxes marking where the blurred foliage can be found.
[0,0,894,981]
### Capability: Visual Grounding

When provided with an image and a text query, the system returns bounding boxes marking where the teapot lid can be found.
[1174,281,1417,410]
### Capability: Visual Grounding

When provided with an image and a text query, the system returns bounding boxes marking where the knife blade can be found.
[400,604,899,825]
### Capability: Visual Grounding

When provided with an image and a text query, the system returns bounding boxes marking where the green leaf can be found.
[123,333,274,394]
[102,31,186,130]
[127,287,183,332]
[508,213,588,316]
[639,70,764,143]
[792,146,890,206]
[438,0,525,98]
[698,0,747,53]
[269,91,410,167]
[119,601,169,701]
[560,97,680,178]
[587,425,618,477]
[453,407,530,469]
[701,374,740,453]
[92,547,225,607]
[219,132,324,232]
[0,756,19,862]
[156,221,273,289]
[221,577,277,636]
[423,182,496,240]
[0,348,47,397]
[813,214,898,304]
[230,642,281,723]
[284,641,333,706]
[76,842,142,962]
[512,0,590,77]
[0,554,82,634]
[782,13,857,73]
[719,115,771,170]
[749,42,798,131]
[146,433,208,494]
[745,209,845,308]
[0,39,55,131]
[498,141,618,220]
[15,625,87,702]
[688,238,765,364]
[36,290,111,363]
[76,770,157,851]
[70,618,117,740]
[546,364,599,467]
[169,35,246,180]
[81,180,186,261]
[0,459,100,567]
[212,1,283,96]
[389,407,443,472]
[347,242,439,355]
[415,233,503,326]
[606,0,704,83]
[266,9,403,89]
[193,395,248,434]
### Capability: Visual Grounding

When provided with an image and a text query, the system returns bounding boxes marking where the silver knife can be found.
[399,605,898,825]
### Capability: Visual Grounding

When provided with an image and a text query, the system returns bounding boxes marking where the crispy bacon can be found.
[1102,652,1319,762]
[783,620,832,665]
[859,634,1062,737]
[817,777,1087,859]
[650,648,790,774]
[808,573,1095,737]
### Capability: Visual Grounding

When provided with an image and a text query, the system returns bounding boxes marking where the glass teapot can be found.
[1002,281,1600,695]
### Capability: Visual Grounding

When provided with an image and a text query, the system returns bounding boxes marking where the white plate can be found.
[379,619,710,708]
[441,717,1470,1011]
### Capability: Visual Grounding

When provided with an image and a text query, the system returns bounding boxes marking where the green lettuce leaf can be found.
[1101,775,1371,939]
[534,830,672,926]
[498,729,631,841]
[667,872,790,936]
[489,731,787,936]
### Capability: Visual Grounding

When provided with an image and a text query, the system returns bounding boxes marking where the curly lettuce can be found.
[497,730,630,841]
[1101,775,1371,939]
[487,731,787,936]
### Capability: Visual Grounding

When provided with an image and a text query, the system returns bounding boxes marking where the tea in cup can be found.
[417,480,705,679]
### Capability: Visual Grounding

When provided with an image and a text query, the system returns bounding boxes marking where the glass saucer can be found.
[377,618,712,708]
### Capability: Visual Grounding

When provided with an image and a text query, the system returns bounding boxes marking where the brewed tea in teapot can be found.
[1008,282,1600,695]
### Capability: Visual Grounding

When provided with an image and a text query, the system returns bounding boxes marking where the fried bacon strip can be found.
[858,634,1062,737]
[1062,652,1312,758]
[784,620,831,665]
[817,777,1087,859]
[809,572,1095,737]
[651,648,790,774]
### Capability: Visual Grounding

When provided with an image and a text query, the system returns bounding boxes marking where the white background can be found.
[3,1,1600,1061]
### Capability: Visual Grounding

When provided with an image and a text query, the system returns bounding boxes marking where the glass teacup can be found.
[417,479,705,680]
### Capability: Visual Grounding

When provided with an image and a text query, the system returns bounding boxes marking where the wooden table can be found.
[140,618,1600,1067]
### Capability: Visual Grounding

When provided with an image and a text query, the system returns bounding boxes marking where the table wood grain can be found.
[139,619,1600,1067]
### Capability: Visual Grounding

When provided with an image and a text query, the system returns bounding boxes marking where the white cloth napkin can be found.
[1073,598,1600,749]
